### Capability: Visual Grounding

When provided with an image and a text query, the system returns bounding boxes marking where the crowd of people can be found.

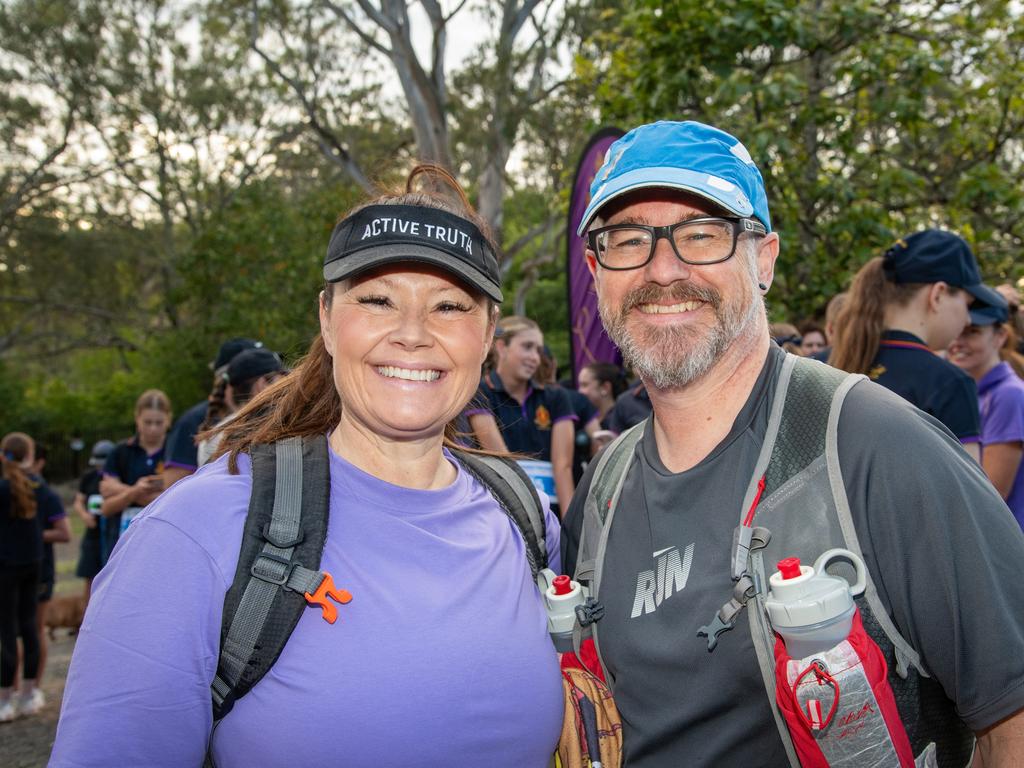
[1,118,1022,766]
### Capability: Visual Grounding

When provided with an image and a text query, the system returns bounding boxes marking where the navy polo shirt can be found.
[468,372,576,461]
[870,330,981,442]
[102,436,166,549]
[103,436,166,486]
[605,382,653,434]
[164,400,208,472]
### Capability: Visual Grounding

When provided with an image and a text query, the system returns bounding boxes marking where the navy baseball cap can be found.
[324,204,503,303]
[968,289,1009,326]
[227,348,286,385]
[577,120,771,236]
[882,230,1005,307]
[212,338,263,371]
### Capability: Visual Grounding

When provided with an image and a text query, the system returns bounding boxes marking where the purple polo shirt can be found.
[52,447,563,767]
[978,361,1024,529]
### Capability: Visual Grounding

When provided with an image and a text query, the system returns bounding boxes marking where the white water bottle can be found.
[538,568,585,652]
[765,549,867,658]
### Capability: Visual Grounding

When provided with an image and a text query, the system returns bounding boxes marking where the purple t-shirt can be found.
[978,361,1024,528]
[52,447,563,767]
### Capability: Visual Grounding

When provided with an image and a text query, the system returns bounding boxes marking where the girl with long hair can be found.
[829,230,1004,461]
[0,432,68,722]
[98,389,172,547]
[468,315,577,514]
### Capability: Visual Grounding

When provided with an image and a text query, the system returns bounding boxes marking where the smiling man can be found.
[563,121,1024,767]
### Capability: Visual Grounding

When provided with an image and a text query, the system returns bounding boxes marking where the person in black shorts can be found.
[0,432,68,721]
[73,440,115,604]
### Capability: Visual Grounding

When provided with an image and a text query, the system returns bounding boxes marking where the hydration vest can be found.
[572,354,974,768]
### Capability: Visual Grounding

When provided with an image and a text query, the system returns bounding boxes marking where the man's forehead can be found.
[597,188,731,226]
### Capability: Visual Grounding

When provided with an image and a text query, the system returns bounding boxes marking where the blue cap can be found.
[968,290,1009,326]
[882,230,1005,308]
[577,120,771,236]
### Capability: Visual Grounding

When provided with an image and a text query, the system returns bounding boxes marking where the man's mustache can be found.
[619,282,723,314]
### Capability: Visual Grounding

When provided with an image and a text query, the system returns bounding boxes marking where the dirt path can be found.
[1,482,84,767]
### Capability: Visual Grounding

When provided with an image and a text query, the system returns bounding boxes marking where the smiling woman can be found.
[50,166,565,768]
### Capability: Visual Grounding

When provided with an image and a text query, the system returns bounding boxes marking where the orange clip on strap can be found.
[304,572,352,624]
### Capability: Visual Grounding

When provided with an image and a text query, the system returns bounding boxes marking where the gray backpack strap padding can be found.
[451,450,547,578]
[211,435,330,723]
[824,375,925,680]
[573,420,646,688]
[735,354,803,768]
[575,420,647,583]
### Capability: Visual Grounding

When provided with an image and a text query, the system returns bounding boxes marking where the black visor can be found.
[323,204,503,302]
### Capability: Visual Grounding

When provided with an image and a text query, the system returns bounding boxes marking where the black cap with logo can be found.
[323,204,503,303]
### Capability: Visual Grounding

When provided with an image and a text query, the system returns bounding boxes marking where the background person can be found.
[995,282,1024,356]
[0,432,68,722]
[52,166,562,767]
[769,322,802,355]
[72,440,115,604]
[196,347,287,466]
[949,294,1024,529]
[578,362,628,429]
[810,290,848,361]
[99,389,172,550]
[604,380,653,435]
[467,315,577,514]
[797,320,826,357]
[829,230,1002,460]
[162,338,263,487]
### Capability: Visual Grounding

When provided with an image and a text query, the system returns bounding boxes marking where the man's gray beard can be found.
[599,274,763,390]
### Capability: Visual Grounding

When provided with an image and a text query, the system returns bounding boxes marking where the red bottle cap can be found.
[777,557,802,580]
[552,575,573,595]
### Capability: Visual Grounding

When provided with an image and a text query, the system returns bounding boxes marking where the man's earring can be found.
[758,282,768,291]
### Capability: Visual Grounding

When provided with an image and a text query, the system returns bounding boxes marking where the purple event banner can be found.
[566,127,625,385]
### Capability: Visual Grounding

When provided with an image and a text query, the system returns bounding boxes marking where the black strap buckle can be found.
[575,597,605,627]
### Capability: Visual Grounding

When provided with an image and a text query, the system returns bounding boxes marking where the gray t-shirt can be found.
[566,346,1024,767]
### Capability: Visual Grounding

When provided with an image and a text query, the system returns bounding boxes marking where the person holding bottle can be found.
[99,389,172,549]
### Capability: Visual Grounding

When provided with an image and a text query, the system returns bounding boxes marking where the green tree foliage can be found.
[579,0,1024,319]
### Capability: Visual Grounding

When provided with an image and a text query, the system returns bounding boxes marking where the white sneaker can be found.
[0,699,15,723]
[16,689,44,717]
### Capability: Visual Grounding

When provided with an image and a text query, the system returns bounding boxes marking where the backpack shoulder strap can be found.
[451,449,547,579]
[822,371,924,678]
[575,420,646,587]
[210,435,331,723]
[766,358,923,675]
[570,420,646,688]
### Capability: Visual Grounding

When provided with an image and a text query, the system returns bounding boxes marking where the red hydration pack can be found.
[774,609,915,767]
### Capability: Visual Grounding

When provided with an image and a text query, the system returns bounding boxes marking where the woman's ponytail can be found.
[1,432,37,520]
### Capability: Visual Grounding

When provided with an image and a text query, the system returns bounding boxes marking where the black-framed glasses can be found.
[587,216,767,270]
